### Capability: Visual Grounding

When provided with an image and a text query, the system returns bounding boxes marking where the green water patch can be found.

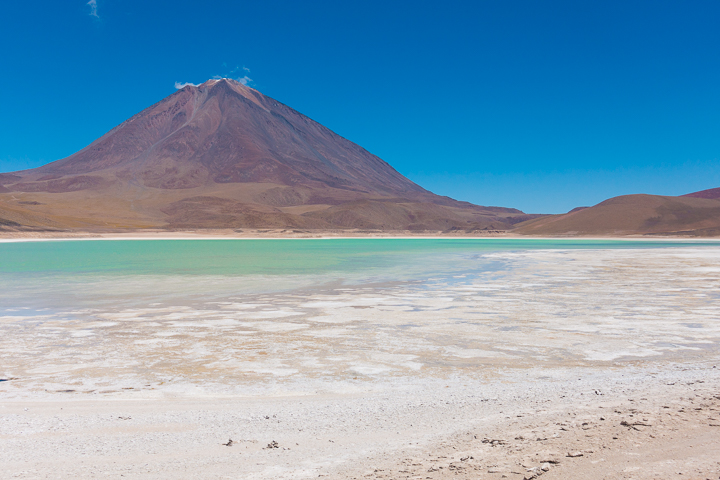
[0,238,717,276]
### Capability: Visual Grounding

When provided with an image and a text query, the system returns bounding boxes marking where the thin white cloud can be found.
[220,64,254,85]
[236,75,252,85]
[87,0,99,18]
[174,81,199,89]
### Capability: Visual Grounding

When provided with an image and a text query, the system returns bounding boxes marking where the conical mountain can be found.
[0,79,531,231]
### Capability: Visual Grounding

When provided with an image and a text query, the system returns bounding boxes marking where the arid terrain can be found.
[3,364,719,480]
[336,369,720,480]
[515,188,720,237]
[0,79,535,233]
[1,77,718,237]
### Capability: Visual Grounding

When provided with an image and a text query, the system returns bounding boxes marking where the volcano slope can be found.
[0,79,533,233]
[515,189,720,236]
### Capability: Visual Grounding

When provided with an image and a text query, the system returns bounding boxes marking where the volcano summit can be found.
[0,79,532,232]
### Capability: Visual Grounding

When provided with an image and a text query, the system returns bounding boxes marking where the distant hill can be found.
[515,191,720,236]
[682,187,720,200]
[0,79,534,232]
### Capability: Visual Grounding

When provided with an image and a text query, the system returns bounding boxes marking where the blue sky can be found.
[1,1,719,213]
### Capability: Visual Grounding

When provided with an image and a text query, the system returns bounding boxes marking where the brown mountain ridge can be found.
[0,78,536,232]
[515,188,720,236]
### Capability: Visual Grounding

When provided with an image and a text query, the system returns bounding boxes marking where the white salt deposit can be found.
[1,247,719,399]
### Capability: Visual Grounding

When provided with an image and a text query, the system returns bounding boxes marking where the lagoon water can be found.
[2,238,720,397]
[0,238,709,275]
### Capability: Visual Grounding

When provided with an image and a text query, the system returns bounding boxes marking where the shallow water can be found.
[1,239,719,397]
[0,239,714,306]
[0,238,712,275]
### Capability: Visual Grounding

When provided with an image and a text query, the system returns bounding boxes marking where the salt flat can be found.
[1,242,719,478]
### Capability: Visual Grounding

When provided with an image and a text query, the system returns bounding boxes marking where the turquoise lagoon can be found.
[1,238,714,276]
[1,238,716,310]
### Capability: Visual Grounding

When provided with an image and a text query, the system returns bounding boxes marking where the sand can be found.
[2,366,719,479]
[1,244,720,479]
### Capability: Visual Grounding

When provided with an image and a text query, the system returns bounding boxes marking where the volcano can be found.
[0,78,533,231]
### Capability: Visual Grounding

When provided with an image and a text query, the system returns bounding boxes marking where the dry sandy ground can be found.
[336,368,720,480]
[2,365,719,480]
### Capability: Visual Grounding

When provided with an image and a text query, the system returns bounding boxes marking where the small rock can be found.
[567,451,583,458]
[541,463,550,472]
[222,439,234,447]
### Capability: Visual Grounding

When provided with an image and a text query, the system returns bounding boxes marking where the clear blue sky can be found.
[1,1,719,213]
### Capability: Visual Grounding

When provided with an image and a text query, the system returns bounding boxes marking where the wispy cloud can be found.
[87,0,99,18]
[174,81,199,89]
[226,65,254,85]
[229,65,250,75]
[236,75,252,85]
